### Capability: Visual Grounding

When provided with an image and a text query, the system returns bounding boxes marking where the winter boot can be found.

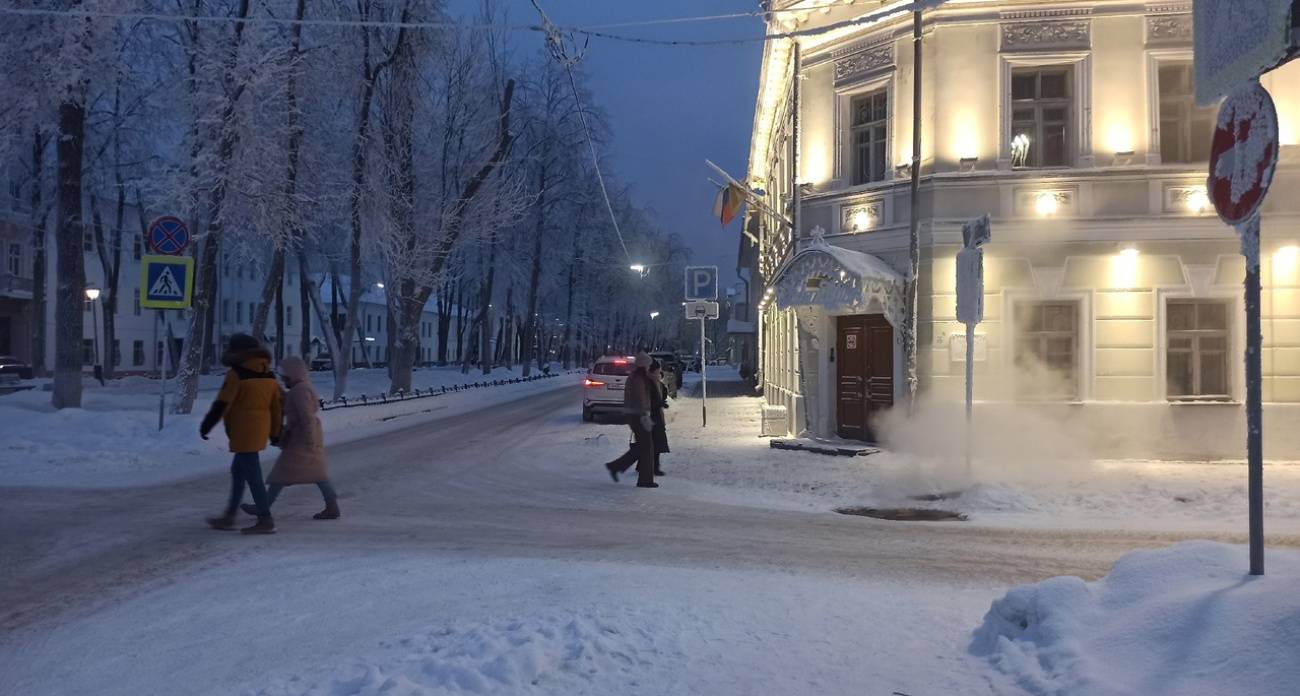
[206,513,237,531]
[241,517,276,535]
[636,481,659,489]
[313,498,341,520]
[605,462,620,482]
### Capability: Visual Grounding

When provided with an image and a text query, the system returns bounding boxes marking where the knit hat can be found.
[634,351,653,368]
[227,333,260,353]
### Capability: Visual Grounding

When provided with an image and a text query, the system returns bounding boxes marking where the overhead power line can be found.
[0,1,951,47]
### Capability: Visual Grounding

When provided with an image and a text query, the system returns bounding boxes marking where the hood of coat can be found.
[278,355,310,386]
[222,346,273,371]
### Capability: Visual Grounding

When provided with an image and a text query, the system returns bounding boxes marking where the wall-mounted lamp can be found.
[1112,150,1135,167]
[1118,245,1139,258]
[851,209,871,232]
[1185,188,1210,215]
[958,156,978,173]
[894,162,912,178]
[1035,192,1060,217]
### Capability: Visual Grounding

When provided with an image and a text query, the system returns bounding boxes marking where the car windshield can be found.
[592,362,635,377]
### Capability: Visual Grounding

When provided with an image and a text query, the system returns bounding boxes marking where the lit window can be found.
[1158,63,1216,164]
[1167,300,1230,400]
[850,90,889,185]
[1010,68,1072,168]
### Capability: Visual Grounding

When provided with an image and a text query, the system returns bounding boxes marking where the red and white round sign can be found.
[1207,80,1279,226]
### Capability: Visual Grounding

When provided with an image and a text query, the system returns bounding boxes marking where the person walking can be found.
[604,351,657,488]
[239,355,340,520]
[648,360,670,476]
[201,334,282,535]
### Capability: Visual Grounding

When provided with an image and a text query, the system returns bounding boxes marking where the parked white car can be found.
[582,355,637,422]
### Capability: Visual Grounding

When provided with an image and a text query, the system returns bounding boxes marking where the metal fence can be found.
[318,370,579,411]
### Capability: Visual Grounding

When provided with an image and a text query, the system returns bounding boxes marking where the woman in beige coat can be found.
[240,355,340,520]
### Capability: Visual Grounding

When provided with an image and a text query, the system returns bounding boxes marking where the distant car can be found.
[310,358,333,372]
[582,355,638,422]
[0,355,33,380]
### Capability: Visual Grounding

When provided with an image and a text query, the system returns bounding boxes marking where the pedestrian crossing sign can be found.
[141,255,195,309]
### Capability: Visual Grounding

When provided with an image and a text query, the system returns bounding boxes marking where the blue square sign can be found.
[140,255,195,309]
[685,266,718,301]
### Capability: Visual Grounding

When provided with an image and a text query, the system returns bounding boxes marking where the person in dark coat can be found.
[604,352,657,488]
[201,333,283,535]
[648,360,669,476]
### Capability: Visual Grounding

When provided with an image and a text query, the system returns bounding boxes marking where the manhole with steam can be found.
[835,507,967,522]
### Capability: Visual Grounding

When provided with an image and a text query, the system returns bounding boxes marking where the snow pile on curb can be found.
[971,541,1300,696]
[253,608,681,696]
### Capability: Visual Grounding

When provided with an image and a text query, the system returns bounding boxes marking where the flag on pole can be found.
[712,183,746,228]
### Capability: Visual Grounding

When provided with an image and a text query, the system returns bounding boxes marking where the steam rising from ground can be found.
[872,398,1097,495]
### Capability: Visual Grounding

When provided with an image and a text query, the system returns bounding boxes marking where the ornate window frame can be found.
[998,51,1093,170]
[1145,48,1205,167]
[834,72,896,189]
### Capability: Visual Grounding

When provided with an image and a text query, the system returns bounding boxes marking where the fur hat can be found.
[634,351,653,368]
[227,333,260,353]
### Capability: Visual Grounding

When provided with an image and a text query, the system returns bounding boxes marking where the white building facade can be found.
[745,0,1300,459]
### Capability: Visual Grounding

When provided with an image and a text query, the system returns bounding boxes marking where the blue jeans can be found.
[265,480,337,506]
[225,452,272,518]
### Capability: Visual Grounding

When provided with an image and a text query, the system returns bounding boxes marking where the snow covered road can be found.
[3,384,1298,695]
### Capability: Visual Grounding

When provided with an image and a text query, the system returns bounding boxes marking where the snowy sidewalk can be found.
[0,366,583,489]
[660,372,1300,534]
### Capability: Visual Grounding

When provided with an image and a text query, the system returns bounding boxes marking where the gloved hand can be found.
[640,415,653,431]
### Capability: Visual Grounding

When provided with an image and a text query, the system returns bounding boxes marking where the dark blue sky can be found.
[453,0,764,280]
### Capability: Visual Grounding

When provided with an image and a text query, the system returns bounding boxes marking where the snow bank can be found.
[971,541,1300,696]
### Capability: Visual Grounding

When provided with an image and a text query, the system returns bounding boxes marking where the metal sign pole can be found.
[700,317,707,427]
[157,309,166,431]
[1241,214,1264,575]
[965,323,974,476]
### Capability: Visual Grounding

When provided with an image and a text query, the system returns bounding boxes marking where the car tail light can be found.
[584,378,606,387]
[612,359,628,365]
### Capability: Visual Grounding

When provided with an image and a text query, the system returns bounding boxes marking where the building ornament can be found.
[834,45,894,82]
[1146,14,1192,43]
[841,200,885,233]
[1001,21,1091,51]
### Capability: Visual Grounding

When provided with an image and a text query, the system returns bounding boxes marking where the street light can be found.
[85,287,104,385]
[650,311,659,319]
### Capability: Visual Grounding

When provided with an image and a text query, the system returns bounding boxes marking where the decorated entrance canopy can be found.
[769,227,906,326]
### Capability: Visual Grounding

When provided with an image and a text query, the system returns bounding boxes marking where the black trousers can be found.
[609,418,655,484]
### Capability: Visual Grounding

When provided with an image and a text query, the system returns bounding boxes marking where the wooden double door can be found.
[836,314,894,443]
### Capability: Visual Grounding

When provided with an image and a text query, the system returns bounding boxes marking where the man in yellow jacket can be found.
[202,334,283,534]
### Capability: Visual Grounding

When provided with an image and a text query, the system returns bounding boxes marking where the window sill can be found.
[1167,399,1239,406]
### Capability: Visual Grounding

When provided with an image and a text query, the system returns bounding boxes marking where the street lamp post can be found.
[85,287,104,385]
